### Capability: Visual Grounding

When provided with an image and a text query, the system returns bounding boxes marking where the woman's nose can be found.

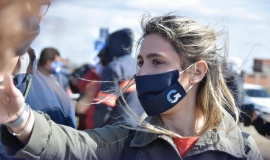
[136,66,150,76]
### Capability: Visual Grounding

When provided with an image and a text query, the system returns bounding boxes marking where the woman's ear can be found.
[191,60,208,83]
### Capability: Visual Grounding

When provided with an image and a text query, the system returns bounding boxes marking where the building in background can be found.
[244,59,270,90]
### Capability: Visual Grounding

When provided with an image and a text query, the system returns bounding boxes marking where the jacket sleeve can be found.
[2,111,128,160]
[245,135,263,160]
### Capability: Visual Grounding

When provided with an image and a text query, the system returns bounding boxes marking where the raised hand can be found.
[0,74,25,125]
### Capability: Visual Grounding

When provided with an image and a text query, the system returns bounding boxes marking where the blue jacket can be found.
[14,49,76,127]
[94,29,144,128]
[0,49,76,159]
[94,55,144,127]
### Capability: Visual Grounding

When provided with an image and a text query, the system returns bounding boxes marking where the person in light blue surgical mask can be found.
[38,47,62,75]
[50,61,63,74]
[38,47,71,93]
[0,14,262,160]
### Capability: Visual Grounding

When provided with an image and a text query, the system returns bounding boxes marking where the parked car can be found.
[243,83,270,121]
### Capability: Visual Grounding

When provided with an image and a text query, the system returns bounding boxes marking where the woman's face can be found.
[137,33,191,89]
[137,33,182,76]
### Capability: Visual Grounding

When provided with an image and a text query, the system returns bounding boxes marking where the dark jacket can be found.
[94,29,144,128]
[1,111,262,160]
[252,116,270,137]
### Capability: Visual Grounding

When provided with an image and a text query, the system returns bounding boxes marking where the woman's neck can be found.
[161,90,205,137]
[162,110,205,137]
[0,56,19,81]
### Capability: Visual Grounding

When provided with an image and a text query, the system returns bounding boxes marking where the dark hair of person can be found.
[38,47,60,67]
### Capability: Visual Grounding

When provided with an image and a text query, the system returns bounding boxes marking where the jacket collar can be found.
[13,50,37,88]
[130,114,246,159]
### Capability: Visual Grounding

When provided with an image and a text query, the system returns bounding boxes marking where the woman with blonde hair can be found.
[0,14,262,160]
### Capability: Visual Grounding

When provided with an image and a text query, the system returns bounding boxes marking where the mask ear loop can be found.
[186,80,193,92]
[179,63,196,92]
[179,63,195,75]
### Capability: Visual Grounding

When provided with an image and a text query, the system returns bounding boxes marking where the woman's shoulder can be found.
[196,121,263,160]
[85,122,131,142]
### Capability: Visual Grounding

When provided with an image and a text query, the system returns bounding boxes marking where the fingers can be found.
[3,74,21,99]
[1,74,25,118]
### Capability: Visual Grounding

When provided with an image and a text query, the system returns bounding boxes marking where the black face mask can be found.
[134,69,190,116]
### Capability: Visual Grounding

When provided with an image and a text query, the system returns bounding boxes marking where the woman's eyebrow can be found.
[137,53,166,59]
[137,55,142,60]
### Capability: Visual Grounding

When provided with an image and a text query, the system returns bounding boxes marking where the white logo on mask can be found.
[167,90,181,103]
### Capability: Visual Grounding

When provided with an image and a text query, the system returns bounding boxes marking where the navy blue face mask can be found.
[134,64,194,116]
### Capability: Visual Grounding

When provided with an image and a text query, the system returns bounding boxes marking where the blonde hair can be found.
[128,14,239,137]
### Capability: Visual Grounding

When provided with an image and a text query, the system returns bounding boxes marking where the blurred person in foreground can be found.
[0,14,262,160]
[38,47,71,93]
[0,0,76,159]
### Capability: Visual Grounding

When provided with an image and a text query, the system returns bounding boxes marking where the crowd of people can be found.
[0,0,269,159]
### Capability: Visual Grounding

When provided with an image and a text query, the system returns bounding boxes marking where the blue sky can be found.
[32,0,270,73]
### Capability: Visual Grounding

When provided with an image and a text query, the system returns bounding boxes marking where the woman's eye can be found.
[137,60,143,67]
[152,59,163,65]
